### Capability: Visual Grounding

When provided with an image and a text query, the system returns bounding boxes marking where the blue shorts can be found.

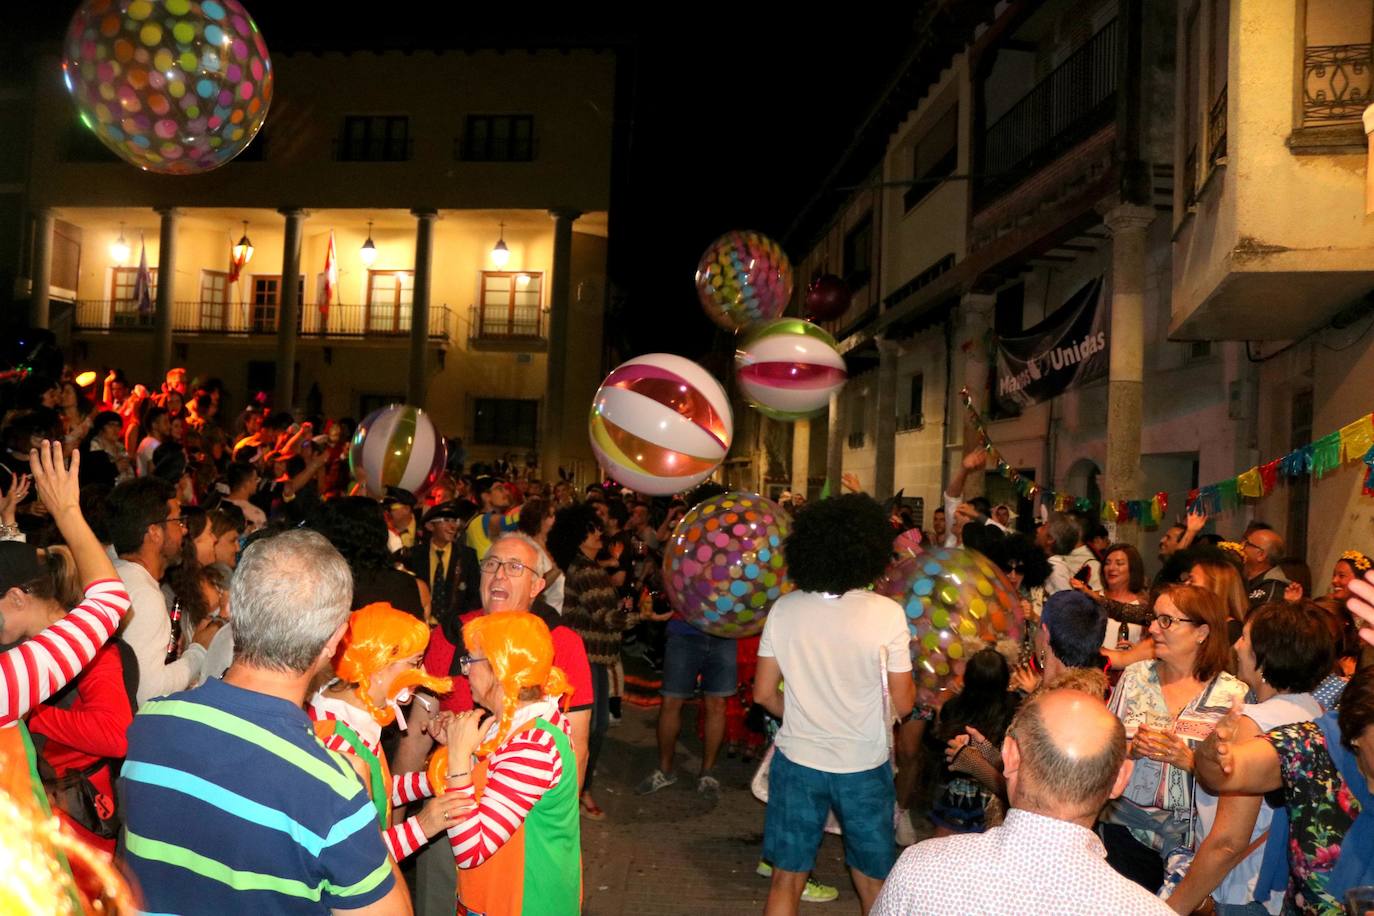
[762,750,896,879]
[660,629,737,698]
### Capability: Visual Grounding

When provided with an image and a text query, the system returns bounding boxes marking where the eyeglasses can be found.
[458,654,487,676]
[161,516,189,530]
[1242,540,1263,553]
[1154,613,1201,630]
[479,557,529,577]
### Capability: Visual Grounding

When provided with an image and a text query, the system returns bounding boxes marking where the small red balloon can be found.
[804,274,851,322]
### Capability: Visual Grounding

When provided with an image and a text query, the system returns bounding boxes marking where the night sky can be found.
[6,5,922,360]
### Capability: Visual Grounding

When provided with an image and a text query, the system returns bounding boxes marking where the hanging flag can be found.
[1259,460,1280,495]
[1340,414,1374,462]
[134,232,153,315]
[321,229,338,317]
[994,276,1110,410]
[1237,467,1264,499]
[227,231,246,284]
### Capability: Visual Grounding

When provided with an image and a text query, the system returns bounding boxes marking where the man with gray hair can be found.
[873,689,1172,915]
[410,531,593,916]
[120,529,410,915]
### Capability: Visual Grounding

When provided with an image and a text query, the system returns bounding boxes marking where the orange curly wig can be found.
[335,603,452,725]
[462,611,572,756]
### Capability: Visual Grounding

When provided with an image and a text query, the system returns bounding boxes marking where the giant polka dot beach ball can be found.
[734,318,848,421]
[874,547,1025,705]
[349,405,447,499]
[694,230,794,331]
[662,491,793,637]
[63,0,273,174]
[588,354,732,496]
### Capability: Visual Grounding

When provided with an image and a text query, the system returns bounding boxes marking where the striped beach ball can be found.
[734,318,848,420]
[349,404,447,498]
[588,354,733,496]
[694,230,794,331]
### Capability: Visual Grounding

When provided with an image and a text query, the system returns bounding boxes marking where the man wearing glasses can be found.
[413,532,592,916]
[107,478,222,706]
[1240,526,1289,609]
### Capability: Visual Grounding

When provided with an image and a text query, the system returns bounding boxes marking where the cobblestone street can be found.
[580,702,870,915]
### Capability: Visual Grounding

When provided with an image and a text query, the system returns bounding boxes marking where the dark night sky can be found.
[7,5,922,359]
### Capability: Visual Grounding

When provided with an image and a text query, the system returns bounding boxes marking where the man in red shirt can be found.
[413,531,592,916]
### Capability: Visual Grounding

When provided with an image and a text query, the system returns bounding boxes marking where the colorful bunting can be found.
[956,387,1374,521]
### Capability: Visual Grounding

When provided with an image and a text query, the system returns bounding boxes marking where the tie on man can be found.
[431,545,449,615]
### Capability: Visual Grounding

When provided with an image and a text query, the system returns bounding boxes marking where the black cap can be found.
[422,500,474,525]
[0,541,44,593]
[384,486,417,509]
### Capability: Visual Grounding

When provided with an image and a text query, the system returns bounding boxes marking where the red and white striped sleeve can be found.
[391,770,432,806]
[0,578,129,727]
[446,724,564,868]
[384,816,427,862]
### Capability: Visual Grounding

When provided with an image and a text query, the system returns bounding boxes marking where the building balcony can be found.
[71,300,452,345]
[976,18,1120,210]
[467,303,548,351]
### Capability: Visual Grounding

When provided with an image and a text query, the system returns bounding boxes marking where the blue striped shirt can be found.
[119,678,394,914]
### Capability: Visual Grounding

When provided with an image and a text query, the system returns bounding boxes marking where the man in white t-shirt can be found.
[135,406,170,478]
[754,493,915,916]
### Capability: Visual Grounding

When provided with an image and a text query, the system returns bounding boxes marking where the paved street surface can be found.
[581,702,873,915]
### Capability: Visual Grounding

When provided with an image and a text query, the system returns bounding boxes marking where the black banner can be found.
[995,276,1108,410]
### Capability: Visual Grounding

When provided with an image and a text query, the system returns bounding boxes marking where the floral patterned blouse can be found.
[1265,721,1362,916]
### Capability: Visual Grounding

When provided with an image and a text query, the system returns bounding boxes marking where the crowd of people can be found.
[1,359,1372,916]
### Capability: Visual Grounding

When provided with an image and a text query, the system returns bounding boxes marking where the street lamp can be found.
[359,219,378,267]
[490,222,510,268]
[233,220,254,265]
[109,223,130,264]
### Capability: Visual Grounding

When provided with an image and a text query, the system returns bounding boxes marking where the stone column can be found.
[958,292,997,498]
[152,207,181,380]
[408,208,438,407]
[874,337,900,500]
[274,208,307,411]
[1103,204,1155,544]
[28,209,54,329]
[825,389,846,497]
[791,418,811,497]
[541,208,581,478]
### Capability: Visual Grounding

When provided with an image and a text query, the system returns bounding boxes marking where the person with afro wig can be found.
[308,602,466,863]
[752,493,917,913]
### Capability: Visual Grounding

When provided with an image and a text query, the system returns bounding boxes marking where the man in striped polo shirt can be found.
[120,529,410,915]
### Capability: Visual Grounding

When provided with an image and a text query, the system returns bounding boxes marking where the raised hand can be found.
[1348,569,1374,648]
[29,440,80,519]
[1197,693,1244,777]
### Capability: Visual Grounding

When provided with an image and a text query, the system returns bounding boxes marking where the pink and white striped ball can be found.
[734,318,848,420]
[349,404,447,498]
[589,354,733,496]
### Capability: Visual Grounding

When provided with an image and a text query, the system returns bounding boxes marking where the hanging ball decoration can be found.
[694,230,794,331]
[589,353,733,496]
[874,546,1025,705]
[349,405,447,499]
[734,318,848,421]
[662,491,793,638]
[62,0,274,174]
[804,274,851,322]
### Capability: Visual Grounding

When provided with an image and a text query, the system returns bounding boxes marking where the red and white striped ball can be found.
[734,318,847,420]
[588,354,733,496]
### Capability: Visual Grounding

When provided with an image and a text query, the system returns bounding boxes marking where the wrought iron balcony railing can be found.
[73,300,451,341]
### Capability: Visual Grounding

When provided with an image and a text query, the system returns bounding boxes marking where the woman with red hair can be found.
[308,602,466,862]
[430,610,580,916]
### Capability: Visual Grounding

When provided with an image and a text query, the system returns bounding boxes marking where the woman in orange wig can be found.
[429,610,580,916]
[308,602,466,862]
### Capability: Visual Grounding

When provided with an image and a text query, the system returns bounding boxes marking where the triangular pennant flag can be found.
[1259,460,1280,495]
[1237,467,1263,499]
[1217,478,1239,511]
[818,478,831,500]
[1101,500,1117,522]
[1186,488,1200,510]
[1155,492,1168,517]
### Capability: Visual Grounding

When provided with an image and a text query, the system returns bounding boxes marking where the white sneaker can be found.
[894,809,919,847]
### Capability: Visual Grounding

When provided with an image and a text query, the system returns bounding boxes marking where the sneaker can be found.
[608,713,622,728]
[635,769,677,795]
[802,878,839,903]
[696,774,720,800]
[755,860,773,878]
